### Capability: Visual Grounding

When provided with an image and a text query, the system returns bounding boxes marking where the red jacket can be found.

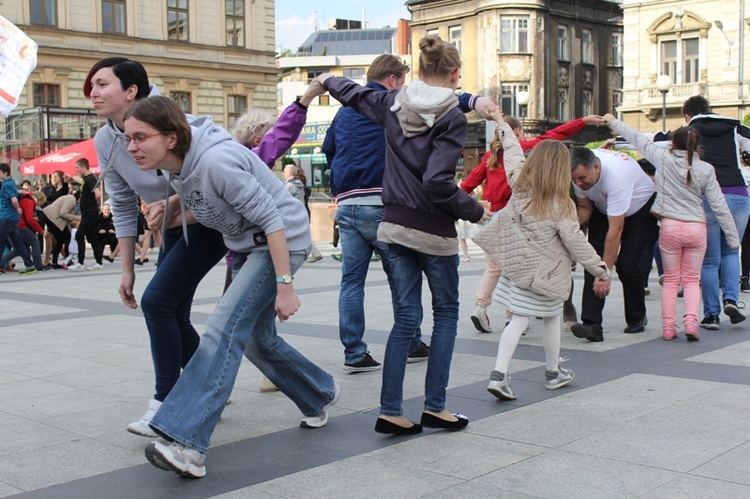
[18,193,43,233]
[462,118,588,212]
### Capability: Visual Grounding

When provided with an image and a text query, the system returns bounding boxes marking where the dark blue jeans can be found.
[380,243,460,416]
[140,224,227,401]
[0,219,33,268]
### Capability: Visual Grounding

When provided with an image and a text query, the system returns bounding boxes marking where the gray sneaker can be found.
[487,370,516,400]
[300,381,341,428]
[145,441,206,478]
[545,366,575,390]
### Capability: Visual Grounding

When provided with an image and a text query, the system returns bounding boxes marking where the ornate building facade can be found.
[1,0,276,169]
[619,0,748,131]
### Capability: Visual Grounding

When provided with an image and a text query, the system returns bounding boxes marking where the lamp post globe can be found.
[656,75,673,131]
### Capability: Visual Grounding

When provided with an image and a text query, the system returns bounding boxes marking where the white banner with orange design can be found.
[0,15,37,117]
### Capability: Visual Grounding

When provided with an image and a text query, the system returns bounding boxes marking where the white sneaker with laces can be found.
[470,305,492,333]
[145,441,206,478]
[300,381,340,428]
[67,263,85,271]
[127,398,161,437]
[87,263,103,271]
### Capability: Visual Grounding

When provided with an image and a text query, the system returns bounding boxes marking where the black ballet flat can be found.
[374,418,423,435]
[420,412,469,430]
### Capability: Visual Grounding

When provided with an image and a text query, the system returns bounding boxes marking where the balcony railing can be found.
[643,82,705,104]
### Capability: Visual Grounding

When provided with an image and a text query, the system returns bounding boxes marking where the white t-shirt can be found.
[573,149,655,217]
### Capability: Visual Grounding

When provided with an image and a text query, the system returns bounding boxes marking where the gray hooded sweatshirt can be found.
[165,116,310,253]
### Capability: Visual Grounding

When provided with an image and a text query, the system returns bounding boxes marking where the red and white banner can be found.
[0,15,38,117]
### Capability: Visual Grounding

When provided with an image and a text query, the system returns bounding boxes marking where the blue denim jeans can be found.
[0,227,41,269]
[150,249,335,454]
[336,205,421,363]
[379,243,459,417]
[701,194,750,317]
[0,219,33,268]
[140,224,227,401]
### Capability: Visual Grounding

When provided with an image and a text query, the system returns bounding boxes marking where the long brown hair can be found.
[513,140,575,219]
[670,126,702,187]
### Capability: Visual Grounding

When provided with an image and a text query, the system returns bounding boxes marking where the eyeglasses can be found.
[120,132,162,147]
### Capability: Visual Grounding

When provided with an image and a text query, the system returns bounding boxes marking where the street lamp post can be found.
[516,90,530,134]
[656,75,673,131]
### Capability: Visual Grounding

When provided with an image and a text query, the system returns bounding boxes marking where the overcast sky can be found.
[275,0,411,53]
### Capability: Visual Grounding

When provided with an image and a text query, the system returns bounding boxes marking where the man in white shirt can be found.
[568,147,657,342]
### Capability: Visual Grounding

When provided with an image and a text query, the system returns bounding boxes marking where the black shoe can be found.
[570,322,604,342]
[623,317,648,334]
[343,352,381,373]
[407,341,430,363]
[51,263,63,269]
[700,315,720,330]
[103,256,114,263]
[723,300,746,324]
[741,277,750,293]
[134,258,144,266]
[374,418,423,435]
[420,412,469,431]
[40,264,53,271]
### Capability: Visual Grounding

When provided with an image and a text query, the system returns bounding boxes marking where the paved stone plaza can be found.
[1,243,750,498]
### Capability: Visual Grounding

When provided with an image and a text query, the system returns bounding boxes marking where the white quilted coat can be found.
[474,121,609,300]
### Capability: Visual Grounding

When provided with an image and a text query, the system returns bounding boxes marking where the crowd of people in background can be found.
[2,34,750,480]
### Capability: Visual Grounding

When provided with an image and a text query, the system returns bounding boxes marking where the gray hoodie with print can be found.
[165,116,310,253]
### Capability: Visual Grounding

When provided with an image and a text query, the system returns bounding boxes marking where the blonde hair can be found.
[418,35,461,79]
[231,108,277,146]
[513,140,575,219]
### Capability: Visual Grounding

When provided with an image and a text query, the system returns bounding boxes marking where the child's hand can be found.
[474,97,497,119]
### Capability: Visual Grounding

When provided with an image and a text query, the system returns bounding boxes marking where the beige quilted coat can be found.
[474,121,609,300]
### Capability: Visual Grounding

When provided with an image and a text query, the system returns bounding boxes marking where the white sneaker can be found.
[306,253,323,263]
[470,305,492,333]
[300,381,340,428]
[67,263,85,272]
[126,398,161,437]
[87,263,103,271]
[259,377,279,393]
[145,441,206,478]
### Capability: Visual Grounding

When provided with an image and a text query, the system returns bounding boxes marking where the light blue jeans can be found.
[701,194,750,317]
[149,248,335,454]
[336,205,422,363]
[379,243,459,417]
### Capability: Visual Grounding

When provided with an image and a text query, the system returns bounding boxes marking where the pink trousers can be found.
[476,251,501,307]
[659,219,707,331]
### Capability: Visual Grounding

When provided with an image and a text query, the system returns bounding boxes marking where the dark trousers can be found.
[47,223,70,264]
[76,211,102,265]
[582,197,657,328]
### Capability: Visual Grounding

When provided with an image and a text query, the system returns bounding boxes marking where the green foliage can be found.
[743,113,750,127]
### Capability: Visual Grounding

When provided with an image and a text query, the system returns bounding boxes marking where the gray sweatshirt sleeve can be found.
[611,119,669,168]
[95,132,140,238]
[702,167,741,248]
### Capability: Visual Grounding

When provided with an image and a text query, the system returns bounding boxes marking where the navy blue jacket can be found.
[323,81,479,203]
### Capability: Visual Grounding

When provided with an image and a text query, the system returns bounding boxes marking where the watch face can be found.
[278,274,293,284]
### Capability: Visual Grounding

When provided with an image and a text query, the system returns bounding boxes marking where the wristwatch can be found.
[276,274,294,284]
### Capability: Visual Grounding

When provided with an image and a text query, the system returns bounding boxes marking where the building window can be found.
[167,0,189,41]
[307,69,326,84]
[226,0,245,47]
[500,83,530,117]
[660,40,677,81]
[319,95,330,106]
[171,92,191,113]
[449,25,462,56]
[33,84,59,106]
[557,25,568,61]
[426,28,439,37]
[611,32,623,66]
[227,95,246,130]
[102,0,126,35]
[613,90,623,114]
[343,68,366,80]
[582,29,593,64]
[30,0,57,26]
[683,38,700,83]
[582,90,593,116]
[501,16,529,53]
[557,88,568,121]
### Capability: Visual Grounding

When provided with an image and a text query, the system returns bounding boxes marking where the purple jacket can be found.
[251,100,307,167]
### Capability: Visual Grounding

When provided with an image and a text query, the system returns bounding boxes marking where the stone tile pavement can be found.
[1,242,749,498]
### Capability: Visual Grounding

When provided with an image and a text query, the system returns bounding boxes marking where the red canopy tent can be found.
[19,139,100,176]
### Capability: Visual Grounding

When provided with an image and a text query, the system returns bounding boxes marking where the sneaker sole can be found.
[545,375,575,390]
[685,332,700,341]
[300,382,340,428]
[486,386,516,400]
[406,356,428,364]
[126,424,159,438]
[342,365,381,373]
[699,323,720,330]
[724,307,746,324]
[470,315,492,333]
[145,444,206,478]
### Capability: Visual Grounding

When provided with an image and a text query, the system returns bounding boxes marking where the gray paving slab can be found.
[2,243,750,498]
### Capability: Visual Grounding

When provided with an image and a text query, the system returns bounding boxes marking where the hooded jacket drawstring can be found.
[163,173,189,247]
